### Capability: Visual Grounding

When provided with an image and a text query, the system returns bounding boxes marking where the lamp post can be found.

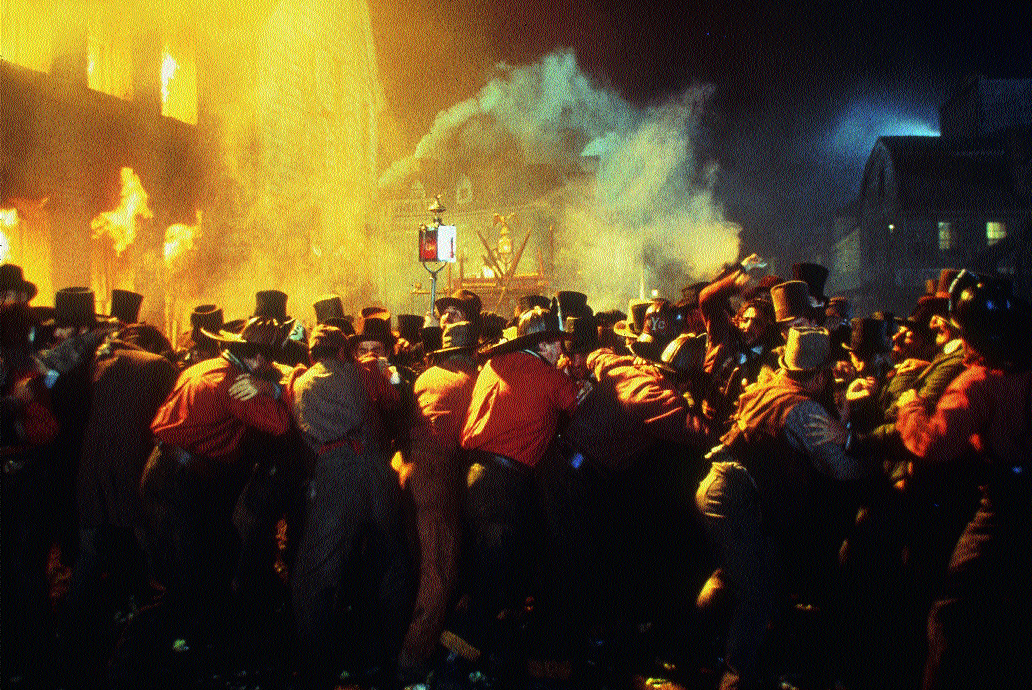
[420,195,448,315]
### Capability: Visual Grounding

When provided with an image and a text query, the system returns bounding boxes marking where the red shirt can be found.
[462,350,578,467]
[151,355,291,461]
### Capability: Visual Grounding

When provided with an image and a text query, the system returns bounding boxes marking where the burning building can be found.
[2,0,383,330]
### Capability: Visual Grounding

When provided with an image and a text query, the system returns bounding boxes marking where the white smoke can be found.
[380,50,739,309]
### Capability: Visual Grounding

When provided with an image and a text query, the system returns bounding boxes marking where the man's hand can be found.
[846,376,877,402]
[806,412,849,446]
[229,373,275,401]
[734,253,767,289]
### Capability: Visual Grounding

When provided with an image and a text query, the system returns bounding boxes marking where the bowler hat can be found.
[0,263,38,301]
[771,281,813,324]
[779,326,831,372]
[109,288,143,324]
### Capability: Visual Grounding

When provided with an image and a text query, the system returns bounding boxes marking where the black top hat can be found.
[792,263,829,302]
[313,294,346,324]
[397,314,425,344]
[254,290,290,322]
[563,315,600,355]
[771,281,813,324]
[109,288,144,324]
[420,325,444,353]
[190,304,223,333]
[0,263,38,301]
[630,300,682,362]
[843,317,889,360]
[52,287,100,328]
[351,314,395,348]
[554,291,592,325]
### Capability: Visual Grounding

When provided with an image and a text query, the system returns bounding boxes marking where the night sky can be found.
[369,1,1030,262]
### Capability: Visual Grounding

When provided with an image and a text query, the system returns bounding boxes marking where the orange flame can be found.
[90,168,153,256]
[164,211,201,264]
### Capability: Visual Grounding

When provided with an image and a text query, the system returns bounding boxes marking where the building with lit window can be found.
[830,77,1031,313]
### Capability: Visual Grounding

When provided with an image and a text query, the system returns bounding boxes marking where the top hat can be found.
[313,294,347,324]
[630,300,682,362]
[190,304,223,333]
[109,288,143,324]
[563,315,600,355]
[52,287,100,328]
[771,281,814,324]
[779,326,831,372]
[843,317,889,360]
[397,314,426,345]
[435,321,478,355]
[254,290,290,321]
[0,263,38,301]
[352,313,395,348]
[613,300,652,339]
[792,263,829,302]
[420,325,444,353]
[554,291,592,325]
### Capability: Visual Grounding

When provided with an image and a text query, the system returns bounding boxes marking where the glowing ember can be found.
[90,168,153,256]
[164,211,201,263]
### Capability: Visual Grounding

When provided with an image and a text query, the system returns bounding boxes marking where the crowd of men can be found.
[2,255,1030,690]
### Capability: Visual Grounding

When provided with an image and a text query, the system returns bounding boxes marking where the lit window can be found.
[161,41,197,125]
[938,222,955,252]
[986,221,1006,246]
[87,6,133,100]
[1,0,53,72]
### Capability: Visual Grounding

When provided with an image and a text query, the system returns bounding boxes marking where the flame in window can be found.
[90,168,153,256]
[161,51,178,106]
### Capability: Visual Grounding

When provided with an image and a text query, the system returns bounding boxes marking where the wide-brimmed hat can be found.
[563,315,600,355]
[779,326,831,372]
[0,263,38,301]
[843,317,888,359]
[612,300,652,339]
[435,289,483,320]
[434,321,478,356]
[109,288,143,324]
[792,262,829,303]
[480,307,573,359]
[201,316,284,355]
[771,281,814,324]
[630,300,683,362]
[190,304,223,333]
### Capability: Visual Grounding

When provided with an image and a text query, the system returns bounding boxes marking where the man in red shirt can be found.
[143,316,291,654]
[458,307,581,684]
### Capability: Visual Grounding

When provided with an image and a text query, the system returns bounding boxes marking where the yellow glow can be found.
[161,51,178,104]
[164,211,201,262]
[90,168,154,256]
[0,208,19,227]
[0,229,10,263]
[1,0,53,72]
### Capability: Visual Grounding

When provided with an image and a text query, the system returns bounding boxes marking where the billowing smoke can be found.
[380,51,740,311]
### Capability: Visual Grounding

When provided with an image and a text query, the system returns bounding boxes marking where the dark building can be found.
[830,77,1032,314]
